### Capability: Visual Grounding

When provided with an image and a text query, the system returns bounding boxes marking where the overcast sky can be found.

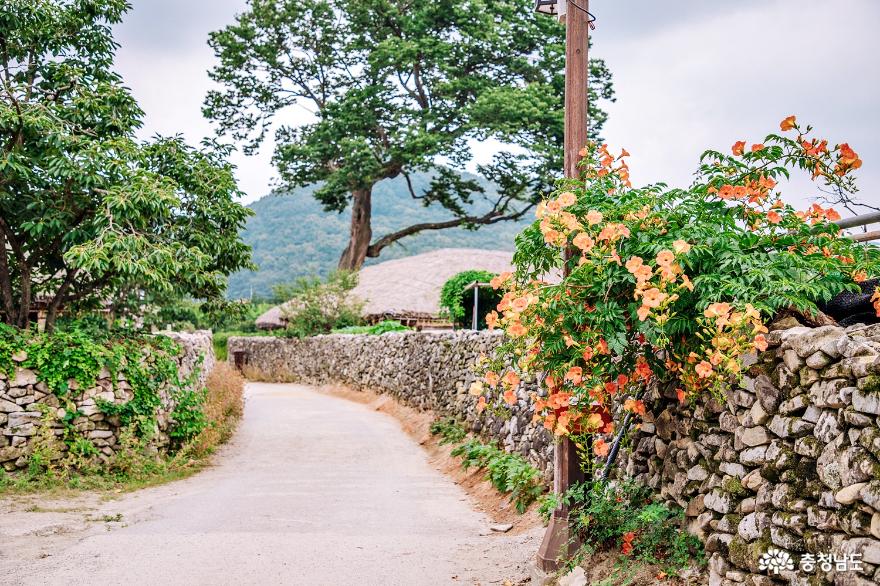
[112,0,880,216]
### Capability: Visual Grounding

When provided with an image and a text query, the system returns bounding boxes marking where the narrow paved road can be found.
[0,383,539,585]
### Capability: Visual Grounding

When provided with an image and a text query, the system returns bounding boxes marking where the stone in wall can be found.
[618,322,880,585]
[0,330,214,471]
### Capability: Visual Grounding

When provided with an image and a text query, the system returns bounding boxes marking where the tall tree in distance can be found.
[205,0,614,270]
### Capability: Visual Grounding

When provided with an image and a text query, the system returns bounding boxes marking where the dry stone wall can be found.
[228,331,554,478]
[0,330,214,470]
[620,322,880,586]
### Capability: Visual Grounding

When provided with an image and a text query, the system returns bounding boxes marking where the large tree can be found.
[0,0,254,331]
[205,0,614,270]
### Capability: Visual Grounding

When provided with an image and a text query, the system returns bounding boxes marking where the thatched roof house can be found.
[255,248,515,330]
[254,305,287,330]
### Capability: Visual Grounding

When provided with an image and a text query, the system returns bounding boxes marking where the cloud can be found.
[112,0,880,216]
[594,0,880,213]
[114,0,281,202]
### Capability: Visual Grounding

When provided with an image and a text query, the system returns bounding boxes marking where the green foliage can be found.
[206,0,614,268]
[563,481,704,575]
[439,270,502,328]
[0,323,24,377]
[0,336,246,493]
[279,271,364,337]
[168,386,209,449]
[429,417,468,445]
[331,320,411,335]
[19,328,110,396]
[429,416,545,513]
[451,439,544,514]
[0,322,201,448]
[538,492,559,522]
[0,0,253,331]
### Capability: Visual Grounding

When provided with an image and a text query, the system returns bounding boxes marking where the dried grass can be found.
[188,361,245,456]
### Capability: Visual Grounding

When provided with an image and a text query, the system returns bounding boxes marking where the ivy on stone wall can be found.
[0,323,204,449]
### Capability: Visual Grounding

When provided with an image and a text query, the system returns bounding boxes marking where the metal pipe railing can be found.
[835,211,880,243]
[835,211,880,230]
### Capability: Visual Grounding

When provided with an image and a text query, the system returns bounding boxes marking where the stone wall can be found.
[620,322,880,586]
[228,331,554,477]
[0,330,214,470]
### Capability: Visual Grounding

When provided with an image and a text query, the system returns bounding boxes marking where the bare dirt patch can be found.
[573,549,697,586]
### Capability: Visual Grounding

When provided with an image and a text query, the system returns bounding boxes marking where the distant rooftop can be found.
[255,248,514,330]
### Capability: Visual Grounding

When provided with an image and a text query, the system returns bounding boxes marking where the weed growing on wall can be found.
[0,322,225,489]
[0,354,243,493]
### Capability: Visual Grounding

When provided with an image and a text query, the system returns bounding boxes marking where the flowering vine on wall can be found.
[474,116,880,462]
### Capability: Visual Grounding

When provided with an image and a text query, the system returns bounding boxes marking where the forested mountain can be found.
[226,173,530,299]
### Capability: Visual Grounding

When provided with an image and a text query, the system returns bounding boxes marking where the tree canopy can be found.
[0,0,254,331]
[205,0,614,270]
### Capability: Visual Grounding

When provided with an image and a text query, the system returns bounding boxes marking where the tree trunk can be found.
[337,188,373,271]
[16,261,30,329]
[0,232,14,324]
[43,269,77,334]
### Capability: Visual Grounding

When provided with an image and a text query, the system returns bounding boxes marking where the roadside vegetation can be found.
[546,481,705,581]
[430,417,544,514]
[0,355,244,495]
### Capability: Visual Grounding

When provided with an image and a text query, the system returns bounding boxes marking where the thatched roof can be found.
[255,305,286,330]
[355,248,513,317]
[255,248,514,330]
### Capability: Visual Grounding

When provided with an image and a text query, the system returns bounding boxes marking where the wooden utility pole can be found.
[536,0,590,573]
[563,1,591,179]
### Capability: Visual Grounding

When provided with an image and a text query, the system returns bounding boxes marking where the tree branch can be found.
[43,267,79,333]
[401,170,424,200]
[412,55,429,110]
[365,201,534,258]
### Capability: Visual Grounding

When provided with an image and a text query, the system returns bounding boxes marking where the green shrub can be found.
[280,270,364,337]
[0,323,244,492]
[332,320,411,335]
[168,386,209,449]
[429,417,467,445]
[451,438,545,513]
[429,416,545,513]
[439,270,502,329]
[562,480,704,575]
[0,321,207,461]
